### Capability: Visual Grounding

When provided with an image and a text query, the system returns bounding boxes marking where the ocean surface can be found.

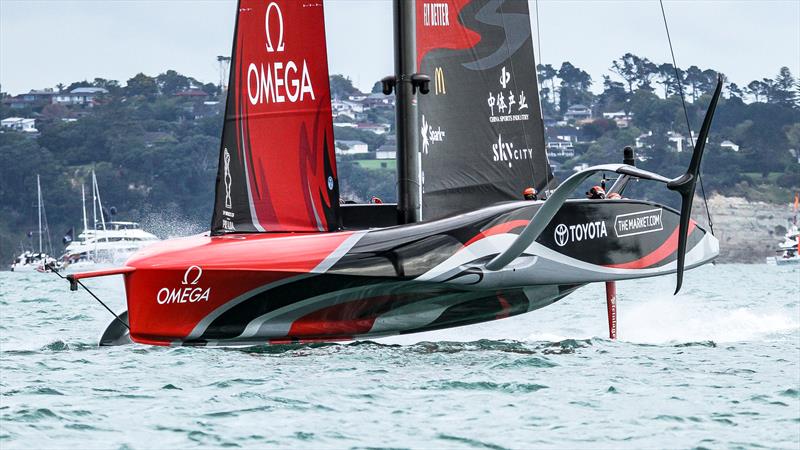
[1,264,798,449]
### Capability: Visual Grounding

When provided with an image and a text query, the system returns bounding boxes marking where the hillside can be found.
[1,61,798,264]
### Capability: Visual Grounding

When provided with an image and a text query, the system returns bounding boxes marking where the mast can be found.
[93,170,106,231]
[37,174,42,253]
[81,184,88,234]
[394,0,421,224]
[92,171,97,230]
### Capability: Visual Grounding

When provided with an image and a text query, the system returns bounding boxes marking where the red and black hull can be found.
[91,199,718,346]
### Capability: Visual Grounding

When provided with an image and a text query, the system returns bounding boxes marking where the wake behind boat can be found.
[64,0,719,347]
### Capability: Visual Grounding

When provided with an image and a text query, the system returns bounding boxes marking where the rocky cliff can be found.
[694,194,796,263]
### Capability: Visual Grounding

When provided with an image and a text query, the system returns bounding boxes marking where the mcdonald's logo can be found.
[434,67,446,95]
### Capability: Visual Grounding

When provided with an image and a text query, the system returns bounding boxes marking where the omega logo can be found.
[157,265,211,305]
[264,2,285,53]
[182,265,203,285]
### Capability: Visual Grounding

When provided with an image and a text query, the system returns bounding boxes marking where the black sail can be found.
[416,0,554,220]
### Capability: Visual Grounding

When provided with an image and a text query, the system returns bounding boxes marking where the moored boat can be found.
[10,174,61,272]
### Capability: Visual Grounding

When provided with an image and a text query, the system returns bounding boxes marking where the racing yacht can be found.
[66,0,719,347]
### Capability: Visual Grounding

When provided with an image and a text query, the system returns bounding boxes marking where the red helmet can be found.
[607,192,622,199]
[523,187,538,200]
[587,186,606,199]
[370,196,383,204]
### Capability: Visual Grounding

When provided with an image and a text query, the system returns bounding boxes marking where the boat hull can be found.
[114,199,717,346]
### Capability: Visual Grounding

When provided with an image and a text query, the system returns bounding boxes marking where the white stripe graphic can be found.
[311,230,368,274]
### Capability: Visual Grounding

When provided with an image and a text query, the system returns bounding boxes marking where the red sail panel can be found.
[211,0,340,234]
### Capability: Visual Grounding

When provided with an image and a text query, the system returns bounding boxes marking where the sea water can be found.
[0,264,798,449]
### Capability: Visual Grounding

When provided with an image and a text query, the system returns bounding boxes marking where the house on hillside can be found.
[720,140,740,152]
[362,93,395,109]
[357,122,391,135]
[3,89,56,109]
[376,135,397,160]
[546,140,575,158]
[335,140,369,155]
[1,117,38,133]
[53,87,109,106]
[602,111,632,128]
[564,104,592,122]
[174,88,209,100]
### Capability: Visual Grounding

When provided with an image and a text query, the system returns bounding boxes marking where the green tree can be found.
[156,70,191,96]
[329,74,359,99]
[684,66,704,102]
[557,62,592,113]
[126,73,158,97]
[772,67,797,108]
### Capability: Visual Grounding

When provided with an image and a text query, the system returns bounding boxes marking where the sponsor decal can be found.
[487,66,529,123]
[246,1,315,105]
[614,208,663,238]
[222,148,235,231]
[421,115,446,155]
[223,148,232,209]
[422,2,450,27]
[327,175,334,191]
[491,134,534,168]
[553,221,608,247]
[156,266,211,305]
[434,67,446,95]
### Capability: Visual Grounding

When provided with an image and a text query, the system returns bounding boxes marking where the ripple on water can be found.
[437,433,508,450]
[491,356,557,369]
[780,388,799,398]
[427,380,549,394]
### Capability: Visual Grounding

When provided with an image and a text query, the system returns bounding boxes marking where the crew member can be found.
[523,187,538,201]
[370,196,383,204]
[607,192,622,200]
[586,186,606,199]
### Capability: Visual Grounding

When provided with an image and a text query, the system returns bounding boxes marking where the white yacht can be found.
[63,221,160,265]
[61,171,160,267]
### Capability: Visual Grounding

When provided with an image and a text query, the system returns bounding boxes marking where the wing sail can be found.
[211,0,340,234]
[416,0,554,220]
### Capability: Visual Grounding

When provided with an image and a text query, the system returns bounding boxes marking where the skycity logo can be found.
[491,134,534,168]
[156,266,211,305]
[247,2,315,106]
[553,221,608,247]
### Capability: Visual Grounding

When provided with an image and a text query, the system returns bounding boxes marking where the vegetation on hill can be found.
[0,57,798,263]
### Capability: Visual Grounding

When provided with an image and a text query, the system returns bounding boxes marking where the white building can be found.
[52,87,109,106]
[720,140,740,152]
[1,117,37,133]
[564,104,592,122]
[376,149,396,160]
[602,111,632,128]
[357,123,391,135]
[334,140,369,155]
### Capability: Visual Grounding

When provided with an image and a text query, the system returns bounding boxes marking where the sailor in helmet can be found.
[586,185,606,199]
[523,187,538,201]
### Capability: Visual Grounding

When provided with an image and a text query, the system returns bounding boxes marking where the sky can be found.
[1,0,798,96]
